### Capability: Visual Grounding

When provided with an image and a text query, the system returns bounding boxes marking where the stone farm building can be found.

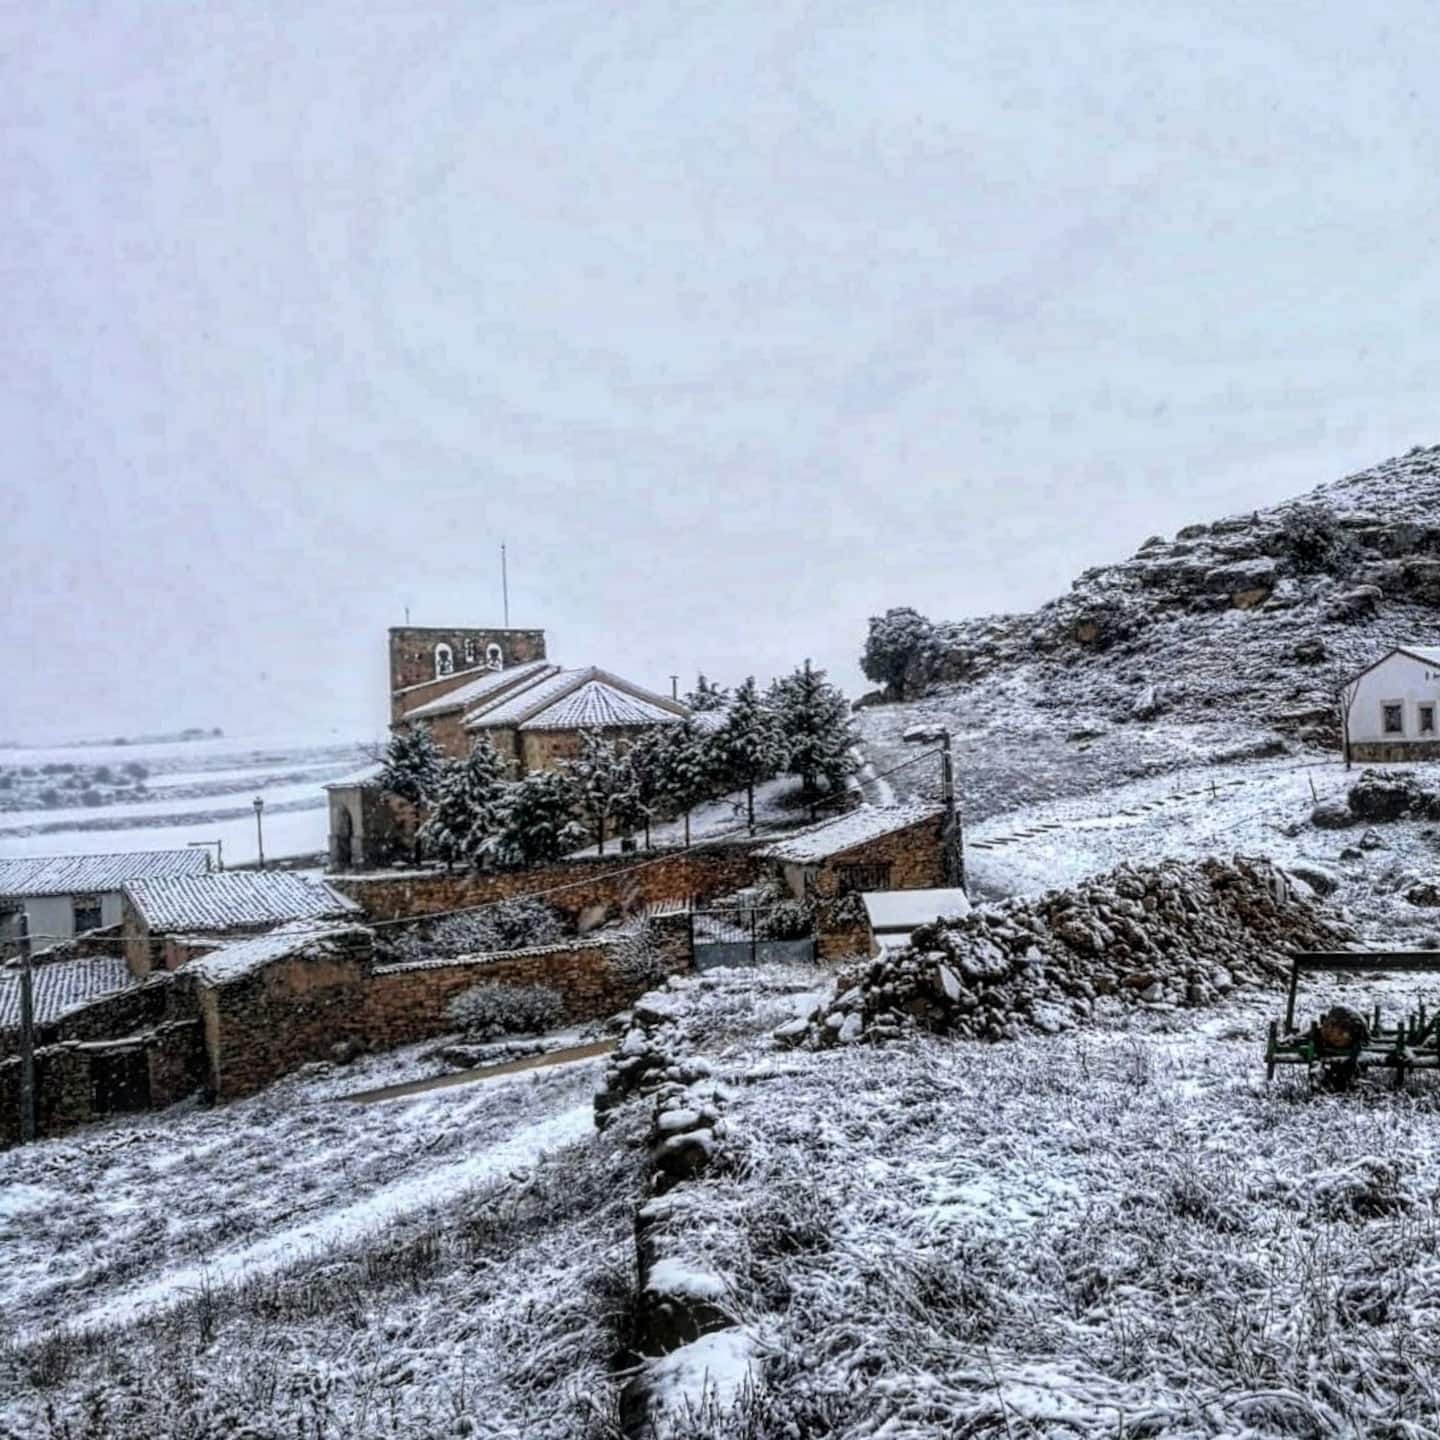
[1343,645,1440,762]
[0,848,211,953]
[758,802,950,900]
[122,871,360,975]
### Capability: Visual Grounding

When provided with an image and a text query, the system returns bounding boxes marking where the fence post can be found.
[750,908,758,967]
[18,912,36,1144]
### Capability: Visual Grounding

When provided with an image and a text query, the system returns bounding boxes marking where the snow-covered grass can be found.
[0,1051,634,1440]
[962,753,1440,949]
[614,969,1440,1438]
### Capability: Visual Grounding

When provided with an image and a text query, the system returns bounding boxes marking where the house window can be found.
[1421,703,1437,736]
[486,642,504,670]
[836,862,892,895]
[1382,702,1405,736]
[434,643,454,678]
[72,894,102,934]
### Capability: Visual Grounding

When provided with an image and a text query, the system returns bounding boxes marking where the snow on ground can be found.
[962,753,1440,948]
[0,736,373,864]
[611,967,1440,1438]
[0,1055,603,1339]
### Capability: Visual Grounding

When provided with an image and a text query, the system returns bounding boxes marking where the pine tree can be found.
[683,673,730,712]
[618,727,669,849]
[651,718,713,847]
[378,724,443,806]
[491,771,587,869]
[770,659,858,802]
[711,676,786,831]
[563,730,635,855]
[417,737,509,869]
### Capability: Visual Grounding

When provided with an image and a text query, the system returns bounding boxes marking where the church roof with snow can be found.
[464,666,687,732]
[124,873,360,933]
[0,848,210,899]
[756,803,946,864]
[402,660,556,721]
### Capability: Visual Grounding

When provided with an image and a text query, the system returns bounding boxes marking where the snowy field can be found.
[0,735,373,866]
[963,753,1440,949]
[0,1048,624,1438]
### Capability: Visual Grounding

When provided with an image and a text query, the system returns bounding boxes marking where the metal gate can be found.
[689,906,815,971]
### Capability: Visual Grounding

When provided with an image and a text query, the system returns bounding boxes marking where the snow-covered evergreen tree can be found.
[378,723,443,806]
[490,771,587,870]
[416,737,509,869]
[651,718,713,846]
[770,659,858,801]
[711,676,787,831]
[563,729,637,855]
[617,727,667,849]
[683,673,730,712]
[860,606,934,697]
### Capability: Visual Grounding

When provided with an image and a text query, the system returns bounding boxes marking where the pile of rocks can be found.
[795,856,1356,1046]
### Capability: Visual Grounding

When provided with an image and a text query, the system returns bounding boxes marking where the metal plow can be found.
[1266,951,1440,1089]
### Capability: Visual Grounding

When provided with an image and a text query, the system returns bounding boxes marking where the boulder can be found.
[1348,769,1433,823]
[1324,585,1383,621]
[1311,801,1356,830]
[1203,556,1278,607]
[1359,828,1388,852]
[1287,862,1341,897]
[1406,881,1440,908]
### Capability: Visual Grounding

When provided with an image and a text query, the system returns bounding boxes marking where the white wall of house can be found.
[1347,651,1440,744]
[0,890,125,949]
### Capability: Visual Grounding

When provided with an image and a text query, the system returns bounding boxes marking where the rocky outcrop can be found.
[865,444,1440,745]
[1346,769,1440,824]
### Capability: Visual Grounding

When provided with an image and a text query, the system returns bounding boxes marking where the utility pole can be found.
[17,912,35,1143]
[938,730,964,889]
[670,675,679,700]
[501,543,509,627]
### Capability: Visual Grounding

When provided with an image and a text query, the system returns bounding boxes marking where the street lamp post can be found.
[902,725,964,888]
[253,796,266,870]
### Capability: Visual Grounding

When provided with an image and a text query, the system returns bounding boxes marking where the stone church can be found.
[327,624,692,870]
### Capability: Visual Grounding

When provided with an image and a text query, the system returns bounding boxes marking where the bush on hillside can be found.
[1276,503,1358,576]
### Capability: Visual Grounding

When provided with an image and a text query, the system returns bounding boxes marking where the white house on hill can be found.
[1343,646,1440,763]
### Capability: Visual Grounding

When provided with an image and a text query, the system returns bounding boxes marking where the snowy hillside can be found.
[868,445,1440,747]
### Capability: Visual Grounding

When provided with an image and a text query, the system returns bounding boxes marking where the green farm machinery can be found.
[1266,951,1440,1089]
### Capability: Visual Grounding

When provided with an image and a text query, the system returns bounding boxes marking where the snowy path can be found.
[853,747,897,806]
[35,1104,595,1340]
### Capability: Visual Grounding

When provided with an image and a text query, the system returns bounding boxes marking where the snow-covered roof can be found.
[402,661,556,721]
[1399,645,1440,666]
[863,887,972,940]
[757,803,946,864]
[521,679,684,731]
[0,955,135,1029]
[0,849,210,900]
[324,761,384,790]
[190,921,371,986]
[125,873,360,933]
[466,666,688,732]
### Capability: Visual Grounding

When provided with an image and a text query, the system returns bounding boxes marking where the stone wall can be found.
[1350,740,1440,763]
[199,930,375,1101]
[333,846,762,927]
[0,969,195,1061]
[200,923,692,1102]
[0,1018,206,1148]
[814,895,876,963]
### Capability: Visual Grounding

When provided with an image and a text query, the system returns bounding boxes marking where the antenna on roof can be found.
[501,543,510,628]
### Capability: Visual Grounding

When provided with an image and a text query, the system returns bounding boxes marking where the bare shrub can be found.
[386,898,567,964]
[445,981,565,1040]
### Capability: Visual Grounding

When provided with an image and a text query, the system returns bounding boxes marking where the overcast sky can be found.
[4,0,1438,744]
